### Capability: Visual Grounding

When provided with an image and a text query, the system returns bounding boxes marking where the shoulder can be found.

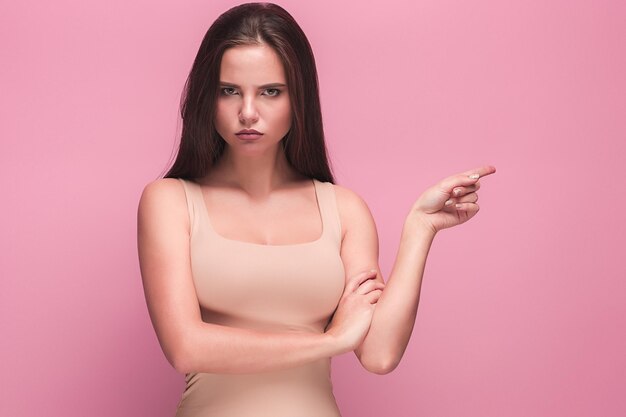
[138,178,190,232]
[144,178,182,193]
[139,178,187,210]
[331,182,369,213]
[330,182,377,240]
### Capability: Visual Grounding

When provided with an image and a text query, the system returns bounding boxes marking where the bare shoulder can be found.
[138,177,189,233]
[136,177,200,373]
[140,177,185,201]
[332,183,370,212]
[331,183,377,240]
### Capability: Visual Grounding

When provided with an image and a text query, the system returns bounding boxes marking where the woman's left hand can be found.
[408,165,496,234]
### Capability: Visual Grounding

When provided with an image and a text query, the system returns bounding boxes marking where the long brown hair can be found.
[163,2,335,183]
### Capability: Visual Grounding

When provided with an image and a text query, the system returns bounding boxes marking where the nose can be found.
[238,95,259,125]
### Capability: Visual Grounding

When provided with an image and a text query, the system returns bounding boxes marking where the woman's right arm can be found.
[136,179,377,375]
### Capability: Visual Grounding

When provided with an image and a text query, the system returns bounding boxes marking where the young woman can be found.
[137,3,496,416]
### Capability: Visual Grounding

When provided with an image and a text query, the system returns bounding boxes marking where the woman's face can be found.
[214,43,292,154]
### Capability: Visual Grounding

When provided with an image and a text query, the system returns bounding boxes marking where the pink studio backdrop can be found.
[2,0,625,416]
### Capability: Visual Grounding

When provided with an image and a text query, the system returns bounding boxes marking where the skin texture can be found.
[336,165,496,374]
[137,42,384,375]
[214,43,292,166]
[137,41,497,376]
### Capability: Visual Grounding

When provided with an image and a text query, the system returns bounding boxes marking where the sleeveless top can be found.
[174,178,346,417]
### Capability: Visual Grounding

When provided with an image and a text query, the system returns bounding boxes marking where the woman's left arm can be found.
[337,165,496,374]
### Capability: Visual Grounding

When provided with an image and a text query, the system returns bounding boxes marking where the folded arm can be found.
[137,179,346,374]
[334,184,436,375]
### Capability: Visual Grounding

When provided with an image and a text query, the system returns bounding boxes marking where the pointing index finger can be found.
[467,165,496,180]
[439,165,496,192]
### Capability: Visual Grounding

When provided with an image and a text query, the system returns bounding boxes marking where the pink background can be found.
[2,0,625,416]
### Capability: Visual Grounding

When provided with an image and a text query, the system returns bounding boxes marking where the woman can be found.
[137,3,496,416]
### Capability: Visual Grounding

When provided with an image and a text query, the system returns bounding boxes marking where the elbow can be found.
[167,339,194,375]
[361,355,400,375]
[172,353,191,375]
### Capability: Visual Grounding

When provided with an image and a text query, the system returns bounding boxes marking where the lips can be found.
[235,129,263,140]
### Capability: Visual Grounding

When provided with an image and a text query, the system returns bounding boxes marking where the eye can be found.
[220,87,238,96]
[263,88,281,97]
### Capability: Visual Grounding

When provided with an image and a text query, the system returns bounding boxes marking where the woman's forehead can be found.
[220,44,286,85]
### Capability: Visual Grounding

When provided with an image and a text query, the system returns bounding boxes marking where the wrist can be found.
[322,330,350,356]
[403,213,437,240]
[321,330,343,357]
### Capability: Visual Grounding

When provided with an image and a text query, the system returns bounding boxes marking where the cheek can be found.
[276,101,292,129]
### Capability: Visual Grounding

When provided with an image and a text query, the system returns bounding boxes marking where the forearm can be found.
[176,322,342,374]
[358,220,436,373]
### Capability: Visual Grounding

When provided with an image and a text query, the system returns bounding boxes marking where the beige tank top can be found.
[175,178,346,417]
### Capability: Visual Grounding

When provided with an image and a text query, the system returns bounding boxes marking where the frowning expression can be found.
[214,43,292,153]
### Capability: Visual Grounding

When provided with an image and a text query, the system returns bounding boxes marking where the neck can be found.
[210,144,302,199]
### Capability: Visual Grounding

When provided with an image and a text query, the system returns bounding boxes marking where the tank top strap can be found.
[313,179,342,247]
[177,178,204,236]
[179,177,342,247]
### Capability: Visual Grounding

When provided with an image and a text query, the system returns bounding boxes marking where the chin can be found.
[228,141,283,154]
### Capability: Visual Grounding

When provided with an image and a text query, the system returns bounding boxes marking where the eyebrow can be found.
[219,82,287,89]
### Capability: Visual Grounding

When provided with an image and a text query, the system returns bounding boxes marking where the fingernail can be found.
[454,189,461,196]
[469,174,479,179]
[445,199,454,206]
[455,203,463,209]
